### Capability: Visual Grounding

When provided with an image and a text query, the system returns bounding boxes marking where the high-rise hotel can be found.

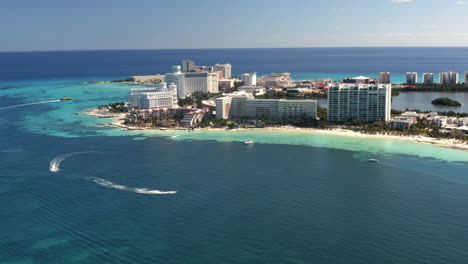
[406,72,418,84]
[379,72,391,84]
[166,66,219,99]
[423,73,434,84]
[328,84,392,123]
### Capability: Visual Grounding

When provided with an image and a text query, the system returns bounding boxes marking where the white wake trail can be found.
[0,100,61,110]
[49,151,98,172]
[88,177,177,195]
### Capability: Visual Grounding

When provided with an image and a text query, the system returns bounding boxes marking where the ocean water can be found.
[1,48,468,264]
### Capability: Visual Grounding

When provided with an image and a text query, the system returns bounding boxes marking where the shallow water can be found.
[1,49,468,263]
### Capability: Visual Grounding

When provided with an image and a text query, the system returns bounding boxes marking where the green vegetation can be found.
[98,102,128,113]
[394,84,468,92]
[431,97,462,106]
[110,78,134,83]
[391,109,468,118]
[354,118,467,142]
[177,92,222,108]
[317,106,327,121]
[255,92,327,100]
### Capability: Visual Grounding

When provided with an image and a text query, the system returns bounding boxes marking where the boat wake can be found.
[88,177,177,195]
[0,100,61,110]
[49,151,99,172]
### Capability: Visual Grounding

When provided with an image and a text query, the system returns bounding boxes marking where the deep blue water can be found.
[2,47,468,82]
[1,48,468,263]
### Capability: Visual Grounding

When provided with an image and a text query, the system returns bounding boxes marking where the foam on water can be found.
[49,151,99,172]
[88,177,177,195]
[0,100,61,110]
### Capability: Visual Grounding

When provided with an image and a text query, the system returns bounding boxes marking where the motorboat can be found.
[244,140,254,145]
[368,158,379,162]
[60,97,72,101]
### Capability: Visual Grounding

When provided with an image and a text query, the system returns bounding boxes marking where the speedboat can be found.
[368,158,379,162]
[60,97,72,101]
[244,140,254,145]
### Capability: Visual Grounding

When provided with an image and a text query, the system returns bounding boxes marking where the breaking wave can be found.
[0,100,61,110]
[50,151,99,172]
[88,177,177,195]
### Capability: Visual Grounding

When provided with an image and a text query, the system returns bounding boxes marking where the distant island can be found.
[431,98,462,106]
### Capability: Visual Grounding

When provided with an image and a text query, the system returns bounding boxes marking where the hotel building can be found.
[327,83,392,122]
[379,72,391,84]
[166,66,219,99]
[215,97,232,119]
[422,73,434,84]
[214,64,232,79]
[406,72,418,84]
[216,95,317,120]
[245,99,279,119]
[230,96,249,119]
[277,100,317,119]
[182,60,195,73]
[439,71,459,85]
[241,73,257,86]
[129,82,178,109]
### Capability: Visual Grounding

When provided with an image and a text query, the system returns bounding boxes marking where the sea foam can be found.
[0,100,61,110]
[49,151,99,172]
[88,177,177,195]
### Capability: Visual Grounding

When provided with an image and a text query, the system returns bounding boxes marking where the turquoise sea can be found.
[1,48,468,263]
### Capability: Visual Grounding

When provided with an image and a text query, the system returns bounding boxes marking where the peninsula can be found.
[86,60,468,150]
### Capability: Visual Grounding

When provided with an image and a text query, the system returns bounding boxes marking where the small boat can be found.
[60,97,72,101]
[368,158,379,162]
[159,127,168,130]
[244,140,254,145]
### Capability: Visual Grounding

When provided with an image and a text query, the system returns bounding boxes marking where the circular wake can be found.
[88,177,177,195]
[50,152,178,195]
[49,151,99,172]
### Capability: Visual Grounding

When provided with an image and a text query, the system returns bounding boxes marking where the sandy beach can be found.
[104,114,468,151]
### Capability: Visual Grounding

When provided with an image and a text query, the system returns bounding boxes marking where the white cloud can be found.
[391,0,414,3]
[456,0,465,4]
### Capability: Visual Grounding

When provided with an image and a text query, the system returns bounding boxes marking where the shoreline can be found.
[103,114,468,151]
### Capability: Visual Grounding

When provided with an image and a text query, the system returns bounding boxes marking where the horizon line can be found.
[2,46,468,53]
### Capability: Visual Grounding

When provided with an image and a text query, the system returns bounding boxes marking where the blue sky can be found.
[1,0,467,51]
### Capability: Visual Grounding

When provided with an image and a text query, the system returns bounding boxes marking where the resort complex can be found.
[93,59,468,139]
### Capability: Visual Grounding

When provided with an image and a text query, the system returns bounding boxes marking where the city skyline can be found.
[1,0,468,52]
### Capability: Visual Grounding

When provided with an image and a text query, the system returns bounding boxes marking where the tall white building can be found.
[182,60,195,73]
[246,99,280,119]
[327,83,392,122]
[166,66,185,98]
[439,71,459,84]
[129,87,159,108]
[182,72,219,96]
[379,72,391,84]
[128,82,178,109]
[406,72,418,84]
[245,99,317,119]
[230,96,249,119]
[166,67,219,98]
[216,95,317,120]
[423,73,434,84]
[451,72,459,84]
[215,97,232,119]
[278,100,317,119]
[241,73,257,86]
[464,72,468,85]
[214,64,232,79]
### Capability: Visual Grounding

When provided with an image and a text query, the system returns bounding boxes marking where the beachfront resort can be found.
[89,60,468,143]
